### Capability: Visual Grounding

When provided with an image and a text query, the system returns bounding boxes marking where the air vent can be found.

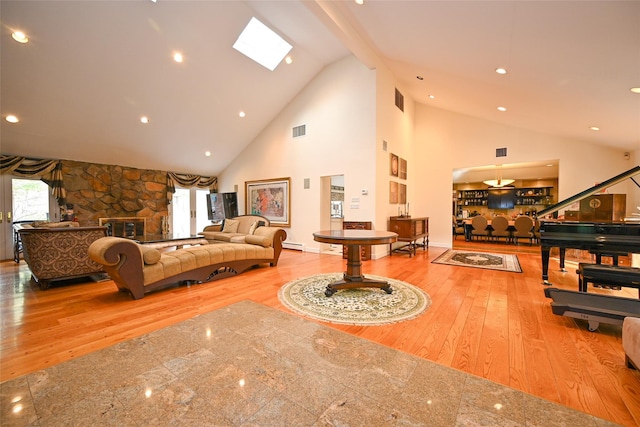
[292,124,306,138]
[395,88,404,112]
[496,147,507,157]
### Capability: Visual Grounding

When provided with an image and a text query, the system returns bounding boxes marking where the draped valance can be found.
[166,172,217,203]
[0,155,66,205]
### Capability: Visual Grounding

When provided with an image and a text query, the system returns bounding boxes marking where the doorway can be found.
[170,187,210,236]
[1,175,57,260]
[319,175,344,255]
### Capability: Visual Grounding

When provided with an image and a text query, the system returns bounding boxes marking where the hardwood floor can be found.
[1,241,639,426]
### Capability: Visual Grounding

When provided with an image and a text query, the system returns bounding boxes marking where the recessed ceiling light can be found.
[589,126,600,131]
[239,111,246,118]
[497,106,507,112]
[285,56,293,65]
[205,151,211,157]
[631,87,640,94]
[12,31,28,43]
[140,116,149,124]
[233,17,292,71]
[355,0,364,4]
[5,115,19,123]
[428,94,435,99]
[495,68,507,75]
[416,76,424,80]
[173,52,183,63]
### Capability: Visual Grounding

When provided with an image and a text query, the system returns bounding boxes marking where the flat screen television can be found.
[207,192,238,221]
[487,188,516,209]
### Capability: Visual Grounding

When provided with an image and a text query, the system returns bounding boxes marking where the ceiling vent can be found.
[292,124,306,138]
[496,147,507,157]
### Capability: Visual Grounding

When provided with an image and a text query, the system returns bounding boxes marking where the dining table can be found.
[462,218,516,242]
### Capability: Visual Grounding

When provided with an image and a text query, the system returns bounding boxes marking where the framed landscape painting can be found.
[245,177,291,227]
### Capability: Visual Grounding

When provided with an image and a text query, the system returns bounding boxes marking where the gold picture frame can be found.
[245,177,291,227]
[389,181,398,203]
[399,158,407,180]
[390,153,399,177]
[399,183,407,204]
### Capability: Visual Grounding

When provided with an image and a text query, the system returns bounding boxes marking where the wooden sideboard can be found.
[343,221,372,260]
[388,216,429,257]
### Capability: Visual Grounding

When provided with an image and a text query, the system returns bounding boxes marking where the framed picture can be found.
[389,181,398,203]
[390,153,399,177]
[399,158,407,180]
[245,177,291,227]
[399,183,407,204]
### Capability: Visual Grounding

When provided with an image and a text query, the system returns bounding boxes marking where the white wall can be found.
[218,55,377,252]
[219,55,638,254]
[373,64,416,257]
[414,104,640,248]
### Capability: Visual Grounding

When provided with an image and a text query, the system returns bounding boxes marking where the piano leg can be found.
[559,248,566,272]
[542,246,551,284]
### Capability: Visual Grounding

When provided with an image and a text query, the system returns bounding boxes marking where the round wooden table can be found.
[313,229,398,296]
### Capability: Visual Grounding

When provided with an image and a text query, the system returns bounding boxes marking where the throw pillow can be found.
[140,246,161,265]
[222,218,239,233]
[248,221,258,235]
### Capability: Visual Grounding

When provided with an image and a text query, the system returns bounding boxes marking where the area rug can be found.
[432,250,522,273]
[278,273,431,325]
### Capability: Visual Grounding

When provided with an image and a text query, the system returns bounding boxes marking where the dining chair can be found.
[490,215,510,243]
[470,215,490,240]
[452,216,465,240]
[513,215,534,245]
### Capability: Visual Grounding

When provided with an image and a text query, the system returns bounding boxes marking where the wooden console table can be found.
[388,216,429,257]
[342,221,372,260]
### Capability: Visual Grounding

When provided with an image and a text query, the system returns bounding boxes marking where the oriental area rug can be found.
[432,250,523,273]
[278,273,431,325]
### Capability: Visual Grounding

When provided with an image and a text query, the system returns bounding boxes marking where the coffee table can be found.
[313,229,398,296]
[135,233,209,249]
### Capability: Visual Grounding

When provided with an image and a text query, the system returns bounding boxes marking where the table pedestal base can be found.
[325,274,393,297]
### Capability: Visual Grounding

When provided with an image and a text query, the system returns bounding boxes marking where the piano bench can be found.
[623,317,640,370]
[577,263,640,298]
[588,250,629,266]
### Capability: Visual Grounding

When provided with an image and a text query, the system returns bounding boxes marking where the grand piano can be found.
[538,165,640,330]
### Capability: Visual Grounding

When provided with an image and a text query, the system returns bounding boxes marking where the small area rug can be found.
[278,273,431,326]
[432,250,522,273]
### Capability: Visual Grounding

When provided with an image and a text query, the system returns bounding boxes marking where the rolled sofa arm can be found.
[253,227,287,265]
[89,237,146,299]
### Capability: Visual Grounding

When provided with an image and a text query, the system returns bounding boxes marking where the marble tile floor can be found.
[1,300,621,426]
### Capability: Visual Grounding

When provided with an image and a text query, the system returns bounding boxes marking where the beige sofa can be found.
[200,214,270,243]
[15,222,108,289]
[88,226,286,300]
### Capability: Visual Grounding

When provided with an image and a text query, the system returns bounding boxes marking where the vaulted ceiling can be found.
[2,1,639,178]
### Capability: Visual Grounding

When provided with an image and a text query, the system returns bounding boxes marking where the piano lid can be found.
[536,165,640,218]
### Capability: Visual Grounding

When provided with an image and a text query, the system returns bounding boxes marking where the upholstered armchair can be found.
[16,223,108,289]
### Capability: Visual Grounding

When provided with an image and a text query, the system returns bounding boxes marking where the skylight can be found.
[233,17,292,71]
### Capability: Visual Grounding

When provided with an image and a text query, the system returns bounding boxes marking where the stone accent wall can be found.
[62,160,168,234]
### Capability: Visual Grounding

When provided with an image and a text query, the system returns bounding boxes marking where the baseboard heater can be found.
[282,241,304,251]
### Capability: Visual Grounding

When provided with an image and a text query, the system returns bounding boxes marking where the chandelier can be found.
[483,165,515,188]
